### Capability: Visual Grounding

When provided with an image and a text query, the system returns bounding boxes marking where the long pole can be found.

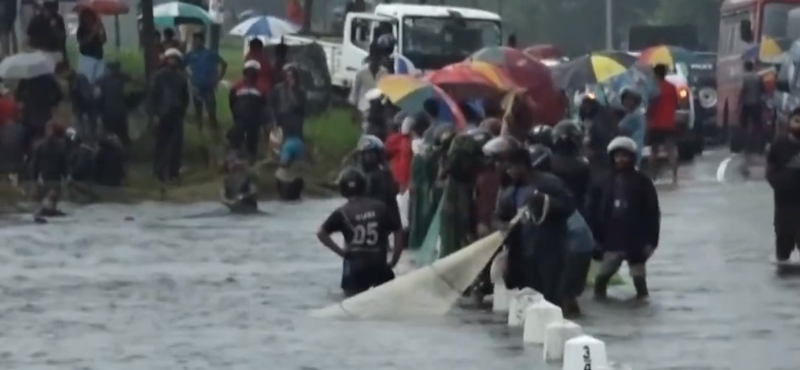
[605,0,612,49]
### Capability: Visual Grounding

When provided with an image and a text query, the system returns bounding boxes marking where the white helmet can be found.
[607,136,637,154]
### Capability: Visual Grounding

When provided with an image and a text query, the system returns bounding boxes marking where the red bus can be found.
[716,0,800,132]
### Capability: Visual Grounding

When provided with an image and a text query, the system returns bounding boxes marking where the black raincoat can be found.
[495,171,576,303]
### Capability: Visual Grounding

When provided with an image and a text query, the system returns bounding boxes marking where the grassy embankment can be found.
[2,43,359,205]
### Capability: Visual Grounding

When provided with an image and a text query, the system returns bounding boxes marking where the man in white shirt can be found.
[348,44,388,132]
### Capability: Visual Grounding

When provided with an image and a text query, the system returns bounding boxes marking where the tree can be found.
[140,0,156,77]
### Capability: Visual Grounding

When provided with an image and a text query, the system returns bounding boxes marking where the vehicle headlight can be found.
[697,87,717,108]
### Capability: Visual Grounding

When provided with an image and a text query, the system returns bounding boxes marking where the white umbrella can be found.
[229,15,299,38]
[0,51,57,80]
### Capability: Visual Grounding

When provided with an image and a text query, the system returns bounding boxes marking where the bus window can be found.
[718,15,738,56]
[730,12,753,54]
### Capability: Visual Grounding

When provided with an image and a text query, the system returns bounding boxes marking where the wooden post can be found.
[140,0,156,78]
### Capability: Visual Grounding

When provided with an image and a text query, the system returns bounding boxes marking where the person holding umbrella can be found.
[26,0,67,69]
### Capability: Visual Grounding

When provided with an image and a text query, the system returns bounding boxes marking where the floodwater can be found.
[0,150,797,370]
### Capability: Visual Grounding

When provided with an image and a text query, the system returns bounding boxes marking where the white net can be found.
[309,231,507,320]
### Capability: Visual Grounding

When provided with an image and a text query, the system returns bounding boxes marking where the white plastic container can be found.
[523,300,563,344]
[507,288,542,327]
[563,335,608,370]
[543,320,583,361]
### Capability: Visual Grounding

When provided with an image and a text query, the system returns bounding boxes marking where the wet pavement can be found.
[0,150,797,370]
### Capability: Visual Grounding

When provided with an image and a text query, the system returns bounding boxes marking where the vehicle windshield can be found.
[762,3,800,41]
[674,62,689,77]
[401,16,501,70]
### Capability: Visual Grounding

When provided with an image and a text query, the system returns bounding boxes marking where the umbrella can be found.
[470,46,563,125]
[742,37,787,63]
[462,60,520,90]
[638,45,695,67]
[600,64,659,104]
[550,52,633,92]
[74,0,130,53]
[229,15,299,38]
[74,0,129,15]
[523,44,563,60]
[377,75,466,129]
[425,63,505,100]
[140,2,211,26]
[0,51,56,79]
[238,9,260,21]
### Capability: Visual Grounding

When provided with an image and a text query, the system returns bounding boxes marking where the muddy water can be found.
[0,151,797,370]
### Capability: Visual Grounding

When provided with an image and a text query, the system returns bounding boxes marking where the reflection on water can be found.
[0,154,798,369]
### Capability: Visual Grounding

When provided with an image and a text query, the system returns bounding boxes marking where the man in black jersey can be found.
[317,167,404,297]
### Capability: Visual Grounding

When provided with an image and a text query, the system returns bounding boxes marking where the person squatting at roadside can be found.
[317,167,404,297]
[586,136,660,300]
[147,48,190,182]
[229,60,269,162]
[491,137,576,306]
[766,107,800,266]
[220,155,258,214]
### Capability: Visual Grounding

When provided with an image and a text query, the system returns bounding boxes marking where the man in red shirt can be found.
[646,64,679,184]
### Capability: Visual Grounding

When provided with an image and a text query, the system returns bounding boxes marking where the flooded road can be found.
[0,150,797,370]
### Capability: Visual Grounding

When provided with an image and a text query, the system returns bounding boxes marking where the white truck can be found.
[267,3,503,91]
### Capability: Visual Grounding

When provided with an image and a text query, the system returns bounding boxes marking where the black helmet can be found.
[528,144,552,172]
[552,120,582,153]
[482,135,523,158]
[527,125,554,148]
[465,127,493,150]
[433,125,457,151]
[337,167,367,198]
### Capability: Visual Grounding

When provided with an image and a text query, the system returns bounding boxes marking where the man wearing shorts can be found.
[185,32,227,136]
[646,64,679,184]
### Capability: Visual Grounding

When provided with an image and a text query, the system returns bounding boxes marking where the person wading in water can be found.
[317,167,404,297]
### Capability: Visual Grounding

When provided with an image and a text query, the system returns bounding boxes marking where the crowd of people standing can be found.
[316,39,669,316]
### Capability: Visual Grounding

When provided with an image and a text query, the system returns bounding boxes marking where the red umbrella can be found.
[471,46,564,126]
[425,63,505,100]
[74,0,129,15]
[523,44,563,60]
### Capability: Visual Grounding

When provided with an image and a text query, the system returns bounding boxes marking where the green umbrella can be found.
[139,2,211,27]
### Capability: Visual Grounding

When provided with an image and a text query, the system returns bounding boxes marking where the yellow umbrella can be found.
[587,55,628,82]
[376,74,433,106]
[759,37,783,62]
[638,45,695,67]
[463,61,520,90]
[376,74,467,127]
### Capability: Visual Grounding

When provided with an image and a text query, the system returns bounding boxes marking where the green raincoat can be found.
[438,133,485,258]
[407,150,441,250]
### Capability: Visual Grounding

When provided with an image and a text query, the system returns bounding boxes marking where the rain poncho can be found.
[616,88,646,167]
[438,133,484,258]
[407,145,440,249]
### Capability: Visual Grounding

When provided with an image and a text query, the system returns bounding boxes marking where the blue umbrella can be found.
[229,15,299,38]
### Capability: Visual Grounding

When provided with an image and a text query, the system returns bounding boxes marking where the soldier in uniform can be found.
[317,167,405,297]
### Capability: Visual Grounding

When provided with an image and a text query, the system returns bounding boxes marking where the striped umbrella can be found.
[376,75,466,129]
[229,15,299,38]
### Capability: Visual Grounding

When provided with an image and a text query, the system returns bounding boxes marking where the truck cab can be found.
[278,4,502,90]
